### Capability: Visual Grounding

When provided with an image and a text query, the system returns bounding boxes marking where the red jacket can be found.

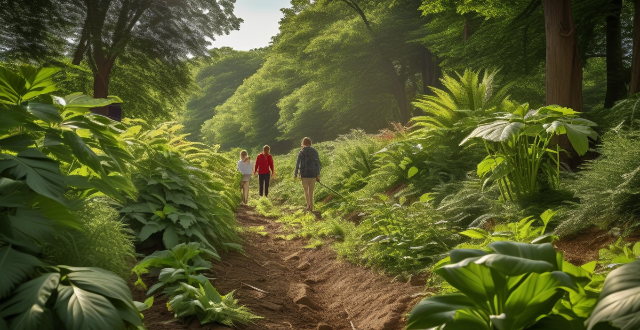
[254,153,274,175]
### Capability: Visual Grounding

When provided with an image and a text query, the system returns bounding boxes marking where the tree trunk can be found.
[91,53,117,116]
[542,0,583,112]
[604,0,627,108]
[543,0,583,167]
[421,47,440,94]
[631,0,640,95]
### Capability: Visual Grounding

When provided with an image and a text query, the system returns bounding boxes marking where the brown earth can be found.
[137,205,424,330]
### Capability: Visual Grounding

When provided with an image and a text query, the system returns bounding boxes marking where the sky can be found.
[210,0,293,51]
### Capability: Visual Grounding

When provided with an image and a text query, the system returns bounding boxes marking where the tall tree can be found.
[69,0,241,115]
[631,0,640,95]
[542,0,583,112]
[331,0,411,123]
[604,0,627,107]
[184,49,265,141]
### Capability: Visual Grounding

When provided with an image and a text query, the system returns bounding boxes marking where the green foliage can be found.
[247,197,282,218]
[462,104,598,200]
[0,65,141,329]
[407,242,596,330]
[277,210,346,242]
[587,261,640,330]
[120,121,240,251]
[168,282,260,327]
[589,93,640,133]
[0,266,143,330]
[557,130,640,236]
[132,242,219,295]
[44,199,136,279]
[184,49,265,142]
[133,242,259,326]
[597,238,640,270]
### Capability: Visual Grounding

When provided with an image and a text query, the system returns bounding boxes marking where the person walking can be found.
[236,150,252,205]
[254,145,275,197]
[294,137,321,212]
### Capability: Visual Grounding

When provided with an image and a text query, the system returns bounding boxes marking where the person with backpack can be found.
[254,145,275,197]
[294,137,321,212]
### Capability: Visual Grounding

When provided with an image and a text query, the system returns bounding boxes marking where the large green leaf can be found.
[54,284,123,330]
[436,258,498,307]
[60,130,103,174]
[0,273,60,330]
[461,120,523,145]
[18,67,59,102]
[587,261,640,330]
[0,67,26,104]
[475,254,555,276]
[0,246,42,299]
[24,103,62,124]
[488,242,559,270]
[61,267,135,304]
[0,149,65,201]
[499,271,578,330]
[406,293,479,329]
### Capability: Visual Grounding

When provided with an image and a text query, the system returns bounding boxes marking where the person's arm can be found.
[294,152,301,178]
[269,155,274,175]
[316,149,321,181]
[254,155,259,174]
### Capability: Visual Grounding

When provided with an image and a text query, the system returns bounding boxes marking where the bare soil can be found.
[138,205,424,330]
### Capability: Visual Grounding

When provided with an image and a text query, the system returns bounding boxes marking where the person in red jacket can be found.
[254,145,275,197]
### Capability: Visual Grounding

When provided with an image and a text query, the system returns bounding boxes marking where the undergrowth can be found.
[44,198,136,279]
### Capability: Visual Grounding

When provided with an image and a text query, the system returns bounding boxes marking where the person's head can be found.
[263,145,270,155]
[302,137,312,147]
[240,150,248,161]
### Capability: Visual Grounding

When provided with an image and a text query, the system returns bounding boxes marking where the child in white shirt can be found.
[237,150,253,204]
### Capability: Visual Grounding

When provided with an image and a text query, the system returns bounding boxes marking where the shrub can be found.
[557,130,640,236]
[44,199,136,279]
[407,242,597,330]
[0,66,141,329]
[133,243,259,326]
[120,122,241,252]
[462,104,598,201]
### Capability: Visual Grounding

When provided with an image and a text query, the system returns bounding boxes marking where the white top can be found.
[237,160,253,175]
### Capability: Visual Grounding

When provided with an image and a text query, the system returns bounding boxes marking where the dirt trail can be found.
[140,205,424,330]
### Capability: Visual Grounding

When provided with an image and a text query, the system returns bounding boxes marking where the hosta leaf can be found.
[528,314,588,330]
[7,208,55,244]
[488,242,559,270]
[0,246,42,299]
[475,254,555,276]
[406,293,479,329]
[0,149,65,201]
[449,249,488,263]
[54,284,123,330]
[587,260,640,330]
[0,273,60,329]
[502,271,578,329]
[436,258,498,306]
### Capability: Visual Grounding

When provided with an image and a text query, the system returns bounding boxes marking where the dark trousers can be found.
[259,174,270,196]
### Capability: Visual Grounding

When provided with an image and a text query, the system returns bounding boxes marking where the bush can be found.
[44,199,136,279]
[120,121,241,252]
[557,130,640,236]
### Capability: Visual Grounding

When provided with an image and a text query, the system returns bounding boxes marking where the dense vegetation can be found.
[2,0,640,329]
